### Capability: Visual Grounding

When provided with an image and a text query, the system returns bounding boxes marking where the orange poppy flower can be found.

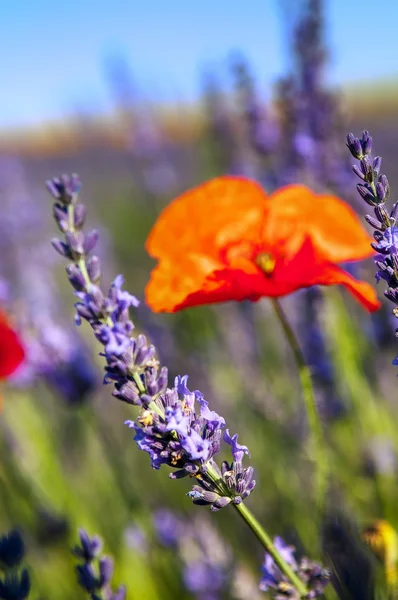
[0,311,25,379]
[145,177,381,313]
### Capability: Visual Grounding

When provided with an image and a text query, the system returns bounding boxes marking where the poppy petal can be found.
[263,238,380,311]
[306,263,381,312]
[0,313,25,379]
[146,176,267,261]
[268,184,375,263]
[146,253,225,312]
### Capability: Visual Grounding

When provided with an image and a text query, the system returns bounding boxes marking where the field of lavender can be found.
[2,2,398,599]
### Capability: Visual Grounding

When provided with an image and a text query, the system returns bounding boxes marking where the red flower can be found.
[145,177,381,313]
[0,311,25,379]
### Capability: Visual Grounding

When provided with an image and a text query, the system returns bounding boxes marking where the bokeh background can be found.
[1,1,398,598]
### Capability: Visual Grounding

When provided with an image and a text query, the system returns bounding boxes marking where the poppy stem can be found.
[233,502,309,597]
[271,298,327,512]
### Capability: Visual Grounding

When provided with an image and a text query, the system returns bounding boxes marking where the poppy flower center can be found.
[255,252,276,277]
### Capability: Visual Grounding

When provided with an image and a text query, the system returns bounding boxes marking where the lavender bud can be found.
[135,343,156,367]
[76,563,98,592]
[83,229,99,254]
[361,130,372,155]
[232,495,243,505]
[0,530,25,569]
[51,238,72,258]
[373,156,382,177]
[138,393,154,407]
[242,479,256,497]
[66,264,87,291]
[74,204,87,228]
[188,488,219,504]
[346,133,363,159]
[385,288,398,303]
[371,241,386,253]
[356,184,376,206]
[145,373,159,397]
[236,477,247,495]
[364,215,384,231]
[376,260,394,278]
[379,174,390,200]
[374,205,391,228]
[112,381,140,405]
[99,557,114,587]
[221,461,230,476]
[360,156,374,183]
[373,231,383,242]
[224,470,236,489]
[73,530,102,561]
[391,253,398,274]
[53,204,69,232]
[87,256,102,284]
[376,181,387,202]
[391,202,398,223]
[75,303,94,321]
[156,366,168,393]
[46,174,81,204]
[212,496,232,510]
[90,286,105,310]
[66,231,85,256]
[169,469,189,479]
[352,164,365,180]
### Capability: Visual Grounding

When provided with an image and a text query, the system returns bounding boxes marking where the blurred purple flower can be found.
[153,510,184,547]
[154,510,232,600]
[260,537,329,597]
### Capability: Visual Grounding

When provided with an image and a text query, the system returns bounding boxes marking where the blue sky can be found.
[1,0,397,128]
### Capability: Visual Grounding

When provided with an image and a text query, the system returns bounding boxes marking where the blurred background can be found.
[1,0,398,598]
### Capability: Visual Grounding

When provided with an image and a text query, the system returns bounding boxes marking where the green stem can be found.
[271,298,327,512]
[234,502,309,597]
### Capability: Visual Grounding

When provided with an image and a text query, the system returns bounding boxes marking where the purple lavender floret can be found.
[46,174,255,510]
[260,537,329,598]
[346,131,398,363]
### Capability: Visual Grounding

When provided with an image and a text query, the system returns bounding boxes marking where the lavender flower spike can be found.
[46,174,255,511]
[73,529,126,600]
[346,131,398,363]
